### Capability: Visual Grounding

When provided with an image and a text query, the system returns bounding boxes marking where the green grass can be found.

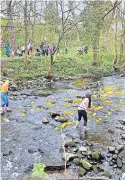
[5,50,115,80]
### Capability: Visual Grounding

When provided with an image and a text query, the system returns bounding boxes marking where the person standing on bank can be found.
[76,94,92,130]
[1,80,11,114]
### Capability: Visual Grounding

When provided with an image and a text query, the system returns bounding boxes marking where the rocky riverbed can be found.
[1,76,125,180]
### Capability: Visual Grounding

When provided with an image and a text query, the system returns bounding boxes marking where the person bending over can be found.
[76,93,92,129]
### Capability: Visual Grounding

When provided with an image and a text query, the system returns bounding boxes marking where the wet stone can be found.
[91,151,100,161]
[117,158,123,168]
[55,116,69,122]
[109,161,114,166]
[81,160,92,170]
[64,139,76,147]
[32,125,42,130]
[93,165,98,173]
[101,170,112,178]
[79,146,87,152]
[78,167,86,176]
[73,158,80,165]
[108,146,115,153]
[121,134,125,139]
[117,145,124,152]
[42,118,49,124]
[112,154,117,160]
[3,150,12,157]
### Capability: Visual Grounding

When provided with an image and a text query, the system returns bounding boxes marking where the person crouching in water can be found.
[1,80,11,113]
[76,94,92,131]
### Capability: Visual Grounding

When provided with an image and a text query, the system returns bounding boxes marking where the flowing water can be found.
[1,76,125,180]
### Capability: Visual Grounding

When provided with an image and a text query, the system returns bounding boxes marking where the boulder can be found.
[101,170,112,178]
[55,116,69,122]
[78,167,86,176]
[81,160,92,170]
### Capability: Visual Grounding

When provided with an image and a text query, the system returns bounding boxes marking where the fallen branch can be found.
[61,129,67,180]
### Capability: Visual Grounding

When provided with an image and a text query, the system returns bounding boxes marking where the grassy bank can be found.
[6,52,114,80]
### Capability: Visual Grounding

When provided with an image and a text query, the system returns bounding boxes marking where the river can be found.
[1,76,125,180]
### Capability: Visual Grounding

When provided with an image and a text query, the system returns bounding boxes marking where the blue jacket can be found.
[5,45,11,53]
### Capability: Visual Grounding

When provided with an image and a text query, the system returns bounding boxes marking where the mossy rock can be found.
[72,78,92,89]
[101,170,112,178]
[35,90,53,97]
[2,68,8,76]
[81,160,92,170]
[91,151,100,160]
[78,167,86,176]
[93,165,98,173]
[73,158,80,165]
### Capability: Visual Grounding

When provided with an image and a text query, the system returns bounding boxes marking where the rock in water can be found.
[117,158,123,168]
[42,118,49,124]
[121,134,125,139]
[64,139,76,147]
[73,158,80,165]
[81,160,92,170]
[91,151,100,161]
[55,116,69,122]
[50,112,61,118]
[101,170,112,178]
[78,167,86,176]
[93,165,98,173]
[79,146,87,152]
[108,146,115,153]
[117,145,124,152]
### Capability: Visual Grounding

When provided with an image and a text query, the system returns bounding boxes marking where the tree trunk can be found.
[92,27,100,66]
[120,1,125,62]
[50,55,54,73]
[7,1,16,54]
[24,0,28,69]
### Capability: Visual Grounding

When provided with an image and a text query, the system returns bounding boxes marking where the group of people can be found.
[77,45,88,55]
[1,79,92,134]
[0,39,33,57]
[14,41,33,57]
[36,42,56,56]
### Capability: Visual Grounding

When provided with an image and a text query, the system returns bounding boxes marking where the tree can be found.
[6,0,17,54]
